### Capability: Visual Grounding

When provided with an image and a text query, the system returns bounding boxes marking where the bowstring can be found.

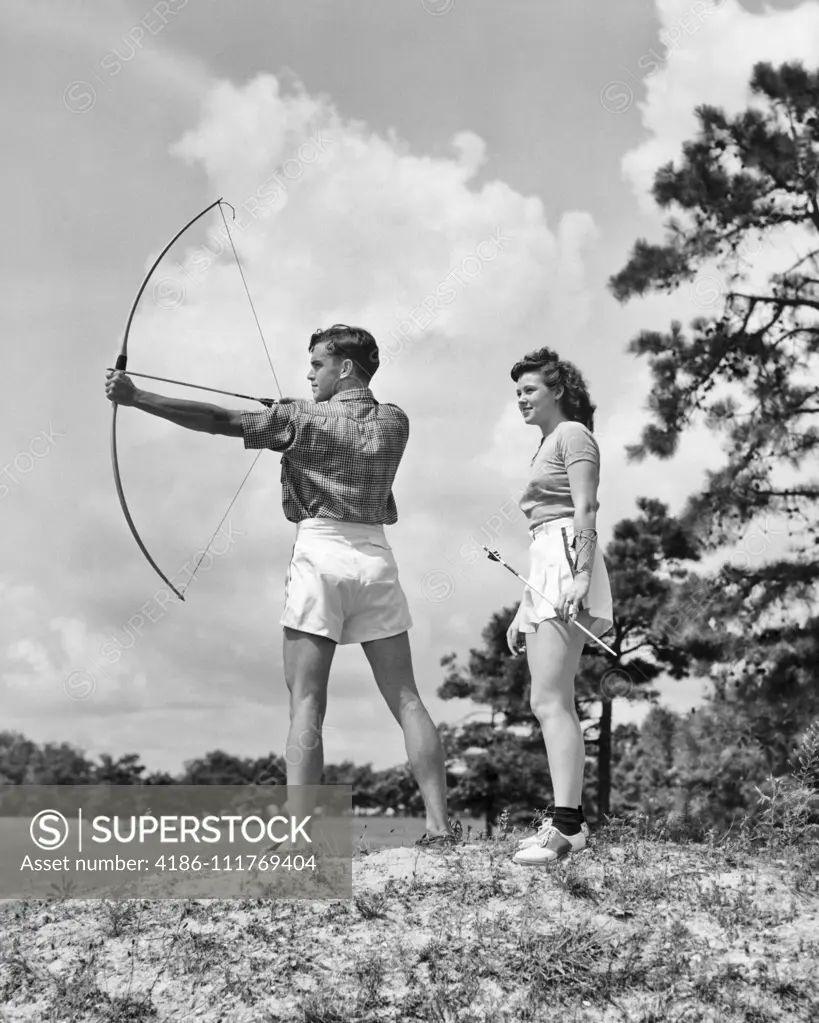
[180,200,283,595]
[180,451,264,595]
[218,200,283,400]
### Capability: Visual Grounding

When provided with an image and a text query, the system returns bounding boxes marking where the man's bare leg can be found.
[282,627,336,784]
[257,630,333,855]
[276,627,338,852]
[361,631,451,837]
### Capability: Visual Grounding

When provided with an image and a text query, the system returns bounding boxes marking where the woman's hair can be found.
[510,347,596,432]
[309,324,379,381]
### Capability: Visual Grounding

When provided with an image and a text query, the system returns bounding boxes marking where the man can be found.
[105,324,455,848]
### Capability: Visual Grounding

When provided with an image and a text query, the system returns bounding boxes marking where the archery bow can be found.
[111,198,282,601]
[481,544,617,658]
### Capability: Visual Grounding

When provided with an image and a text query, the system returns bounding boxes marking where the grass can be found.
[0,813,816,1023]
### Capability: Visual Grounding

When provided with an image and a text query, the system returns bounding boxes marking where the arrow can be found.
[481,544,617,658]
[106,368,277,407]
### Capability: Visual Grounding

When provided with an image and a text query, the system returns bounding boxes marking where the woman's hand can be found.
[506,613,525,656]
[105,370,138,407]
[556,572,591,623]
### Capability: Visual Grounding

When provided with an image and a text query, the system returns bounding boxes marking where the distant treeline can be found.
[0,734,428,815]
[3,699,816,834]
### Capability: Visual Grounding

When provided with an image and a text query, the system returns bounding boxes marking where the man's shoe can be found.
[513,825,586,865]
[518,818,589,850]
[415,832,459,850]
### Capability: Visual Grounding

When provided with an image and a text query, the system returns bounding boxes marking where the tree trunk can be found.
[597,699,612,819]
[485,796,496,838]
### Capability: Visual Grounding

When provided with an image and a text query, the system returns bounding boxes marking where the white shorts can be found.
[282,518,413,645]
[517,517,613,639]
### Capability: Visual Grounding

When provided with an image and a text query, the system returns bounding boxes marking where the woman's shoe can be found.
[513,825,587,865]
[518,817,589,850]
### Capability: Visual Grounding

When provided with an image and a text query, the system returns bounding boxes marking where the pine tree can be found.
[610,61,819,569]
[609,60,819,770]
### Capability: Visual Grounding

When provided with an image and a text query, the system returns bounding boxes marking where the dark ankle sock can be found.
[552,806,583,836]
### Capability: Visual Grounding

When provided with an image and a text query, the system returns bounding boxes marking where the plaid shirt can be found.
[240,388,409,524]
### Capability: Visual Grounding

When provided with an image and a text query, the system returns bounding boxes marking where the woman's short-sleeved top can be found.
[518,420,600,528]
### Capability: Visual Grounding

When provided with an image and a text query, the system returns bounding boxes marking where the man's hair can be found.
[308,324,379,382]
[510,346,596,432]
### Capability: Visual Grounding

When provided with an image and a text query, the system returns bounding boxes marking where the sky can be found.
[2,0,818,775]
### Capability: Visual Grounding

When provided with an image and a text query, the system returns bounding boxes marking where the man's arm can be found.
[134,390,244,436]
[106,371,244,436]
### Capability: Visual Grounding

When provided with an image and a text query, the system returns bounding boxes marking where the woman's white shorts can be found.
[517,517,613,639]
[282,518,413,645]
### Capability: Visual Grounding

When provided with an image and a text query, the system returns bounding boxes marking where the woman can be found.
[506,347,613,866]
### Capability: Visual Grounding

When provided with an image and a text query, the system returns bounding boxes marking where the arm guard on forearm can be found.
[572,528,598,576]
